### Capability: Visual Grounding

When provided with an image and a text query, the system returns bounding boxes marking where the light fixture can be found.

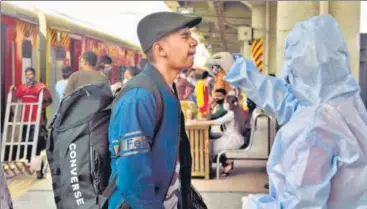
[177,7,194,14]
[181,9,190,14]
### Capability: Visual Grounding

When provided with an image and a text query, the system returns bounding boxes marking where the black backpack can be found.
[47,73,163,209]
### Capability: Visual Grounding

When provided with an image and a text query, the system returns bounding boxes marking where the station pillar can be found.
[329,1,361,82]
[276,1,319,76]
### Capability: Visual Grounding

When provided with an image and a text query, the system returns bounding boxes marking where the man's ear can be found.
[153,42,168,58]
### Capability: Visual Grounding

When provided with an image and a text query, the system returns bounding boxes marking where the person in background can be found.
[175,69,195,100]
[123,66,141,85]
[186,68,197,103]
[193,95,246,177]
[108,11,201,209]
[55,65,73,101]
[187,68,197,86]
[208,15,367,208]
[207,73,215,96]
[139,58,149,70]
[211,65,231,93]
[97,55,113,76]
[210,88,227,120]
[196,71,210,118]
[10,67,53,179]
[64,51,108,96]
[208,88,228,140]
[97,55,122,94]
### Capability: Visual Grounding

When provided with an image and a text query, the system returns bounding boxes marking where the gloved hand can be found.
[206,52,234,74]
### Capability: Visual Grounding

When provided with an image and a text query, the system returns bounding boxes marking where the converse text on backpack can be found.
[69,143,85,206]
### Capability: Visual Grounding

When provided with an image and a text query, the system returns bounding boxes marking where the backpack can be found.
[46,72,163,209]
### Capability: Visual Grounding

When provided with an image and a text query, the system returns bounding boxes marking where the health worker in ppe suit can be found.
[207,14,367,209]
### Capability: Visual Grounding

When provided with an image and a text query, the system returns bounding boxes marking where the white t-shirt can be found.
[163,159,181,209]
[55,79,68,101]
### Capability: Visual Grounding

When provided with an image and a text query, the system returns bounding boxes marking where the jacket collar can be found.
[143,63,177,98]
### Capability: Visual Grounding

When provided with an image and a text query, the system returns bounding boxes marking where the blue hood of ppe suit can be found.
[284,14,359,106]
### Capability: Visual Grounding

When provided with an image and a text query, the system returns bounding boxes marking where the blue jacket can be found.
[108,65,191,209]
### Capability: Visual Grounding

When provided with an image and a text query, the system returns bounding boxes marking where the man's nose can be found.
[190,37,198,48]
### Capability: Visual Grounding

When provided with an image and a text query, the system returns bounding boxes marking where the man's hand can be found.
[111,82,122,93]
[113,82,122,89]
[206,52,234,73]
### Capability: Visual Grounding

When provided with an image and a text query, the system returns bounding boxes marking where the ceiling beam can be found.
[213,1,228,51]
[200,15,249,26]
[197,29,238,35]
[207,1,219,29]
[207,1,216,11]
[241,1,253,10]
[205,40,239,44]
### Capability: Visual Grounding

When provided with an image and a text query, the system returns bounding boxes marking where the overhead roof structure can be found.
[165,1,260,54]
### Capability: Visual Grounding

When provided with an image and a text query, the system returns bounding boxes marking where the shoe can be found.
[220,161,234,177]
[264,183,269,189]
[36,171,44,179]
[36,161,45,179]
[209,168,215,179]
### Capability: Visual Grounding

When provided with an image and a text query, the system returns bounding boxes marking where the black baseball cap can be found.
[137,12,202,53]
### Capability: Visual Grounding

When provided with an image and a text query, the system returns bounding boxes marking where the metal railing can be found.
[1,89,44,178]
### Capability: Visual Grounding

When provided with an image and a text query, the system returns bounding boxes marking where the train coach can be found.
[1,2,144,126]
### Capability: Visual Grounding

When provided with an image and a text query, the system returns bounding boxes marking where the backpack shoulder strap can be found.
[112,74,163,139]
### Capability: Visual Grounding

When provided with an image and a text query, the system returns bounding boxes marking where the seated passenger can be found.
[210,88,228,120]
[193,95,247,177]
[208,15,367,208]
[209,88,228,139]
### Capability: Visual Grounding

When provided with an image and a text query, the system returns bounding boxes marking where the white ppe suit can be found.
[224,15,367,208]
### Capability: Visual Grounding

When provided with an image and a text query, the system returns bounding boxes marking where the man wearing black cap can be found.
[108,12,202,209]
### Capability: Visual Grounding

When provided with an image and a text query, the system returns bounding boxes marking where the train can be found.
[0,2,145,126]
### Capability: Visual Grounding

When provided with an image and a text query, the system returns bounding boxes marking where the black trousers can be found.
[213,154,228,168]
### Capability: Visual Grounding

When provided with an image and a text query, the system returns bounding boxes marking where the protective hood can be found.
[284,14,359,106]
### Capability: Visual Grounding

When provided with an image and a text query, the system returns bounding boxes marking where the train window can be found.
[22,39,32,83]
[22,39,32,58]
[55,46,66,61]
